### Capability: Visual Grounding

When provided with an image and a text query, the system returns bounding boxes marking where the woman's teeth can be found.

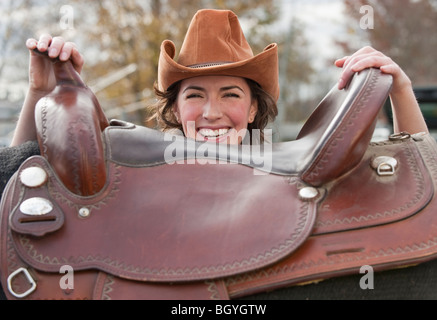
[198,128,229,138]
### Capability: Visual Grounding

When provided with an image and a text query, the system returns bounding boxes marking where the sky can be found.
[279,0,347,67]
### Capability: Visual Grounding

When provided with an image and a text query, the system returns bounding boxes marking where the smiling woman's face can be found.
[174,75,258,144]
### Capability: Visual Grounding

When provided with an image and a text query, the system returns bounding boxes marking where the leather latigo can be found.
[3,60,437,300]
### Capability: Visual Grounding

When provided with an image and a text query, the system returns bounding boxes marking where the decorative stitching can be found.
[304,68,380,183]
[15,186,316,280]
[47,163,122,212]
[315,141,427,228]
[38,97,49,157]
[67,116,102,195]
[225,137,437,290]
[225,236,437,289]
[101,274,114,300]
[205,280,221,300]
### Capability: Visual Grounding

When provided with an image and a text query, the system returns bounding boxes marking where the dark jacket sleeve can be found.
[0,140,39,300]
[0,141,40,197]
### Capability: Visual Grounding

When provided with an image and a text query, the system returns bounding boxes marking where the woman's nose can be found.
[202,99,223,121]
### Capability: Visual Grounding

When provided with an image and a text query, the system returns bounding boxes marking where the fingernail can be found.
[338,78,344,89]
[49,48,57,57]
[60,52,68,60]
[27,39,37,48]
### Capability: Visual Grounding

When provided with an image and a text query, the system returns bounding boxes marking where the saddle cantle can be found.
[1,51,437,300]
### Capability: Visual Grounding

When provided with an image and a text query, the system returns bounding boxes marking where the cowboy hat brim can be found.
[158,40,280,101]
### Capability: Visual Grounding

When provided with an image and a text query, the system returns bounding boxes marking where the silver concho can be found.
[299,187,319,200]
[20,167,48,188]
[78,207,90,218]
[19,197,53,216]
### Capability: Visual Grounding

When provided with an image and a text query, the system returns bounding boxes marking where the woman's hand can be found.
[335,46,428,134]
[335,46,411,94]
[10,34,84,146]
[25,34,84,96]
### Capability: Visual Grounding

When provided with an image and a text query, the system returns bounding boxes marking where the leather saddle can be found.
[1,51,437,300]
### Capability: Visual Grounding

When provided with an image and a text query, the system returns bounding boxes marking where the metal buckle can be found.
[7,267,37,298]
[371,156,398,176]
[389,132,411,141]
[377,162,396,176]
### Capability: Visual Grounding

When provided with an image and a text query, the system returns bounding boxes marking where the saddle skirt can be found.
[1,52,437,300]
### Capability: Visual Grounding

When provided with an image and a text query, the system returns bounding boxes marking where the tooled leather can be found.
[313,138,433,234]
[225,135,437,298]
[36,93,108,196]
[4,66,425,300]
[93,273,229,300]
[34,50,109,197]
[2,167,231,300]
[301,67,392,186]
[7,136,436,299]
[9,182,64,237]
[9,156,318,282]
[1,175,92,300]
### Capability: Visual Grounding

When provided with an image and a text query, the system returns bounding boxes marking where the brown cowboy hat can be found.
[157,9,279,101]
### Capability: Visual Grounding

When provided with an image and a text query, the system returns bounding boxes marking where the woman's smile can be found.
[197,127,231,141]
[175,76,257,144]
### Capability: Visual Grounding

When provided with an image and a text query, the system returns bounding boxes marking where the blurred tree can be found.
[65,0,316,127]
[68,0,287,125]
[277,19,316,123]
[0,1,56,92]
[0,0,91,100]
[339,0,437,86]
[0,0,316,131]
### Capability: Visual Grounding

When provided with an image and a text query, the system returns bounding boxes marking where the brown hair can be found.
[148,78,278,143]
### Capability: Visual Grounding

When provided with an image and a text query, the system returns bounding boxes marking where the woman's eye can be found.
[224,92,240,98]
[186,93,202,99]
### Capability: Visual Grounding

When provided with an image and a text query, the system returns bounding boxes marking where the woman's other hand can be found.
[25,34,84,95]
[335,46,411,94]
[335,46,428,134]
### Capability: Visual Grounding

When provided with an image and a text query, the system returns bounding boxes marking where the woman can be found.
[10,9,428,147]
[0,8,431,300]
